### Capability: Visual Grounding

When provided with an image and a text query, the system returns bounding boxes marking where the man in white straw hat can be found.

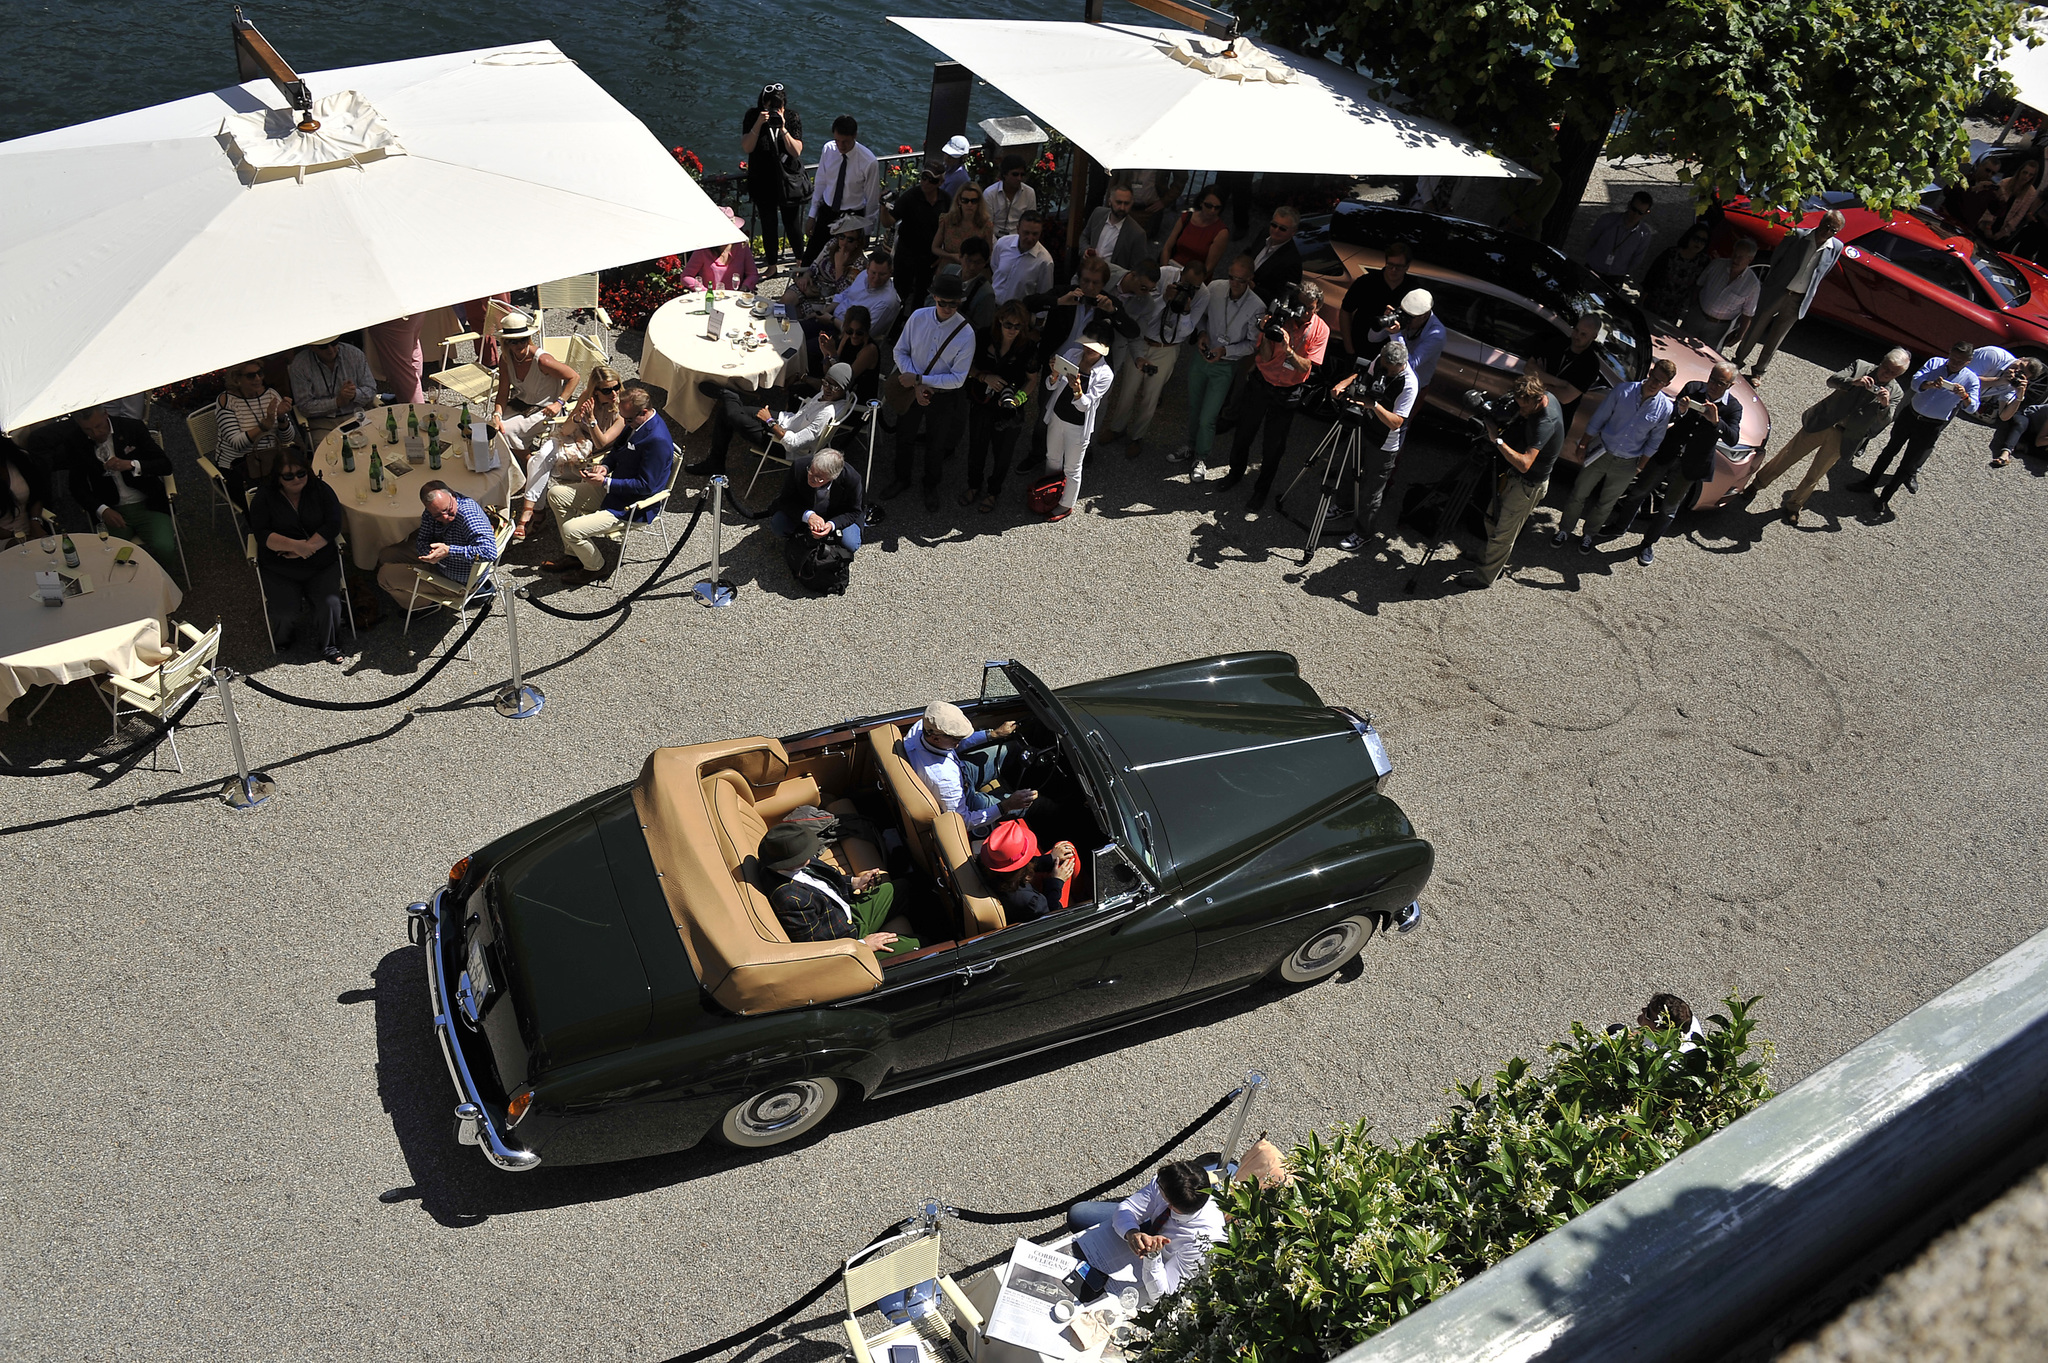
[288,334,378,444]
[490,311,578,457]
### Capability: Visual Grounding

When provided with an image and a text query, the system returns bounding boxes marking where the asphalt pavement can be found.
[5,181,2047,1362]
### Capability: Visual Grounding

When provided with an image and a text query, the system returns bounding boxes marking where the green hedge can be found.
[1138,996,1775,1362]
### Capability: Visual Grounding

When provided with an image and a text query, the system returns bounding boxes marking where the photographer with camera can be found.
[1367,288,1448,390]
[1455,375,1567,590]
[1610,360,1740,566]
[962,301,1042,514]
[740,84,806,278]
[1219,281,1329,511]
[1554,357,1677,553]
[1107,261,1205,460]
[1338,240,1413,359]
[1329,337,1420,554]
[1039,322,1117,521]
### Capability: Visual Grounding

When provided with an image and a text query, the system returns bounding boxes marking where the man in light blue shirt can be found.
[901,701,1034,835]
[1859,342,1979,519]
[1555,357,1677,551]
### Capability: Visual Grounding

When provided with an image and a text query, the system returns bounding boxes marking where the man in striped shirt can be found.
[375,480,499,605]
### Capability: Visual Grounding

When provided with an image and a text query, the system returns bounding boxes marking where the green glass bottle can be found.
[428,439,442,471]
[426,410,439,441]
[369,448,383,494]
[340,436,355,473]
[61,534,79,568]
[407,407,419,439]
[458,402,471,439]
[385,409,399,444]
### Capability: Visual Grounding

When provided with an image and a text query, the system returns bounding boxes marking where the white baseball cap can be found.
[1400,288,1433,316]
[826,362,854,388]
[943,134,972,158]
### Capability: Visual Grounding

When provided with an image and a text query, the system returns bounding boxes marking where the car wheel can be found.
[716,1077,843,1148]
[1274,914,1375,985]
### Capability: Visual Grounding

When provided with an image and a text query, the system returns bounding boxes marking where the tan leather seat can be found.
[866,724,1006,937]
[635,738,884,1015]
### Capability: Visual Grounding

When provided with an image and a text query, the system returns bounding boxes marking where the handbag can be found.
[1026,475,1066,515]
[784,528,854,595]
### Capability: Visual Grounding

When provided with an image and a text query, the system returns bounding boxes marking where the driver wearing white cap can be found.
[288,334,377,443]
[1367,288,1448,390]
[491,311,579,456]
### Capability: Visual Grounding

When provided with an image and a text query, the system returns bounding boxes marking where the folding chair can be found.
[542,332,610,401]
[430,298,512,404]
[96,621,222,774]
[243,532,278,654]
[537,274,613,358]
[592,456,688,591]
[148,430,193,587]
[185,407,242,532]
[743,410,848,500]
[840,1225,981,1363]
[401,515,514,661]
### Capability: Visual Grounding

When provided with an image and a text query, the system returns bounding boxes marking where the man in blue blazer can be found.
[542,381,674,584]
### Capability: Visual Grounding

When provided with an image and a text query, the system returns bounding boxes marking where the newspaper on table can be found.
[986,1237,1083,1356]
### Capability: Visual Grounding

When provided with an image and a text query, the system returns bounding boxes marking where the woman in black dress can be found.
[244,451,348,662]
[962,300,1042,514]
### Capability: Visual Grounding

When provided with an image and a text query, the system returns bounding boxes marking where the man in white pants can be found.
[1105,261,1202,460]
[1039,326,1115,520]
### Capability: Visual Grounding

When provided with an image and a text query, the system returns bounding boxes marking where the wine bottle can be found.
[61,534,79,568]
[407,407,419,439]
[385,409,399,444]
[428,439,442,471]
[341,438,356,473]
[458,402,471,438]
[426,411,439,441]
[369,448,383,494]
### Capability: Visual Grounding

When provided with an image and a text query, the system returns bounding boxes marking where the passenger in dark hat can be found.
[758,823,916,954]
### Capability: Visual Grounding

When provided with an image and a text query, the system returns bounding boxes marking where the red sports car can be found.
[1720,200,2048,362]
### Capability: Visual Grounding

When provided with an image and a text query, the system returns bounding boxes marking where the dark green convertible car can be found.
[406,654,1434,1170]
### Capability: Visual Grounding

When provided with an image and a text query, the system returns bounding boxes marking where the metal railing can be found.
[692,146,1081,219]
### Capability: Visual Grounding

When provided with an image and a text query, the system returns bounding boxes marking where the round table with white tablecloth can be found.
[640,291,809,432]
[313,403,522,570]
[0,536,183,719]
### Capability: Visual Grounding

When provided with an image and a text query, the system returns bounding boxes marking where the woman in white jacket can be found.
[1040,324,1116,520]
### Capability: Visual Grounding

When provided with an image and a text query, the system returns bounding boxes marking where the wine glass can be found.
[40,531,57,557]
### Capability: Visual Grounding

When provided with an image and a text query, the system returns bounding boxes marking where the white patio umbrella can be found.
[0,40,741,433]
[2002,25,2048,116]
[889,18,1527,179]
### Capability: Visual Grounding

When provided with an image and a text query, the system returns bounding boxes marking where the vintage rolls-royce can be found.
[406,653,1434,1169]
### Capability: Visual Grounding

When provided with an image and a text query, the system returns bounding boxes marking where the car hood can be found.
[1647,334,1772,448]
[1062,695,1384,884]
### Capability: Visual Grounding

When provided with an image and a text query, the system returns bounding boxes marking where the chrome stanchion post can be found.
[211,667,274,810]
[692,475,736,608]
[493,588,544,719]
[1216,1071,1266,1186]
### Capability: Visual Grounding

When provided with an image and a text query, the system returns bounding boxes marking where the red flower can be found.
[656,255,682,273]
[738,160,748,170]
[899,144,914,154]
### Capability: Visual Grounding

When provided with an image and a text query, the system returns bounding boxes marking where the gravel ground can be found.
[1779,1158,2048,1363]
[5,158,2047,1362]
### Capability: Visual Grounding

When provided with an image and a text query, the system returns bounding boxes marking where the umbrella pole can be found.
[1067,146,1094,275]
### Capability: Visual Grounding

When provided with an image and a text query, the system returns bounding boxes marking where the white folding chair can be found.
[592,456,688,590]
[95,621,222,773]
[840,1225,981,1363]
[185,407,242,533]
[431,298,512,403]
[402,515,514,661]
[148,430,193,587]
[243,532,278,654]
[743,410,849,500]
[537,274,613,357]
[542,332,610,401]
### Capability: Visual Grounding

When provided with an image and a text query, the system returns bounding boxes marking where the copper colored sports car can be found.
[1299,204,1771,506]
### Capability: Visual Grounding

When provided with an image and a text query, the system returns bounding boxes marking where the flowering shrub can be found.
[150,370,227,412]
[670,146,705,178]
[598,254,692,331]
[1137,996,1775,1363]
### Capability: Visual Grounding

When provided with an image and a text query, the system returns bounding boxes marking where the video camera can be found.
[1262,295,1310,344]
[1459,386,1519,429]
[1332,359,1400,429]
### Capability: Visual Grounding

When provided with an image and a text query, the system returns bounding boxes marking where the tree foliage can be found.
[1134,996,1777,1363]
[1240,0,2037,215]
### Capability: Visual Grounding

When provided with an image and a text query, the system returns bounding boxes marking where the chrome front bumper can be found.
[408,889,540,1171]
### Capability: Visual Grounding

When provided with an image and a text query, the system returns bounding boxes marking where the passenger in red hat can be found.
[977,819,1079,924]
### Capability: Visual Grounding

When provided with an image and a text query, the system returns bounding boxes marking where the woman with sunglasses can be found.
[816,306,881,404]
[214,360,299,508]
[515,364,625,542]
[1161,191,1231,276]
[931,183,994,270]
[963,300,1042,513]
[244,453,347,663]
[789,219,867,318]
[740,84,805,277]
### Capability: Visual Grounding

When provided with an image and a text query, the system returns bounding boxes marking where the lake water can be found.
[3,0,1157,162]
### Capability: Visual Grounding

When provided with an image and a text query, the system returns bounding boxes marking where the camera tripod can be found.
[1277,412,1382,566]
[1399,422,1493,592]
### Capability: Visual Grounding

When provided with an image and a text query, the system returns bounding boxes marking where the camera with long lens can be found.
[1459,386,1519,428]
[1262,296,1309,344]
[1333,362,1398,429]
[1163,279,1200,315]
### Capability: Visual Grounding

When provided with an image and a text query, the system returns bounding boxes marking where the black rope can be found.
[662,1084,1243,1363]
[239,598,497,711]
[0,684,209,777]
[521,498,708,620]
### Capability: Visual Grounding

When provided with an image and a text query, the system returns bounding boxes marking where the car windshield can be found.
[1003,663,1159,884]
[1975,245,2030,307]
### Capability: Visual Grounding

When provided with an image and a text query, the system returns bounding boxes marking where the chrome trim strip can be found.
[420,888,541,1172]
[1124,729,1353,773]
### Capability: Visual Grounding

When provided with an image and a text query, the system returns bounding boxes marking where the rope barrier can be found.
[237,598,498,712]
[521,498,708,621]
[662,1084,1244,1363]
[0,685,209,777]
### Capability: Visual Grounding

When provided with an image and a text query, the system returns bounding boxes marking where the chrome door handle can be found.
[957,962,998,983]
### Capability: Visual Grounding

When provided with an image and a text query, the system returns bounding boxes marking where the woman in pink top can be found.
[680,206,762,292]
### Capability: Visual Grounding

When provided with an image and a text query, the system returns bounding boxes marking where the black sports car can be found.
[407,653,1434,1169]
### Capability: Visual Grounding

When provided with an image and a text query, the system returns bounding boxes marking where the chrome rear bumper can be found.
[408,890,540,1171]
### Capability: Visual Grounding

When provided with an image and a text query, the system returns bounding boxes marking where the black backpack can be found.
[784,531,855,595]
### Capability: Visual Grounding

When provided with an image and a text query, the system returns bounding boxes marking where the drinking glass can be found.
[40,534,57,557]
